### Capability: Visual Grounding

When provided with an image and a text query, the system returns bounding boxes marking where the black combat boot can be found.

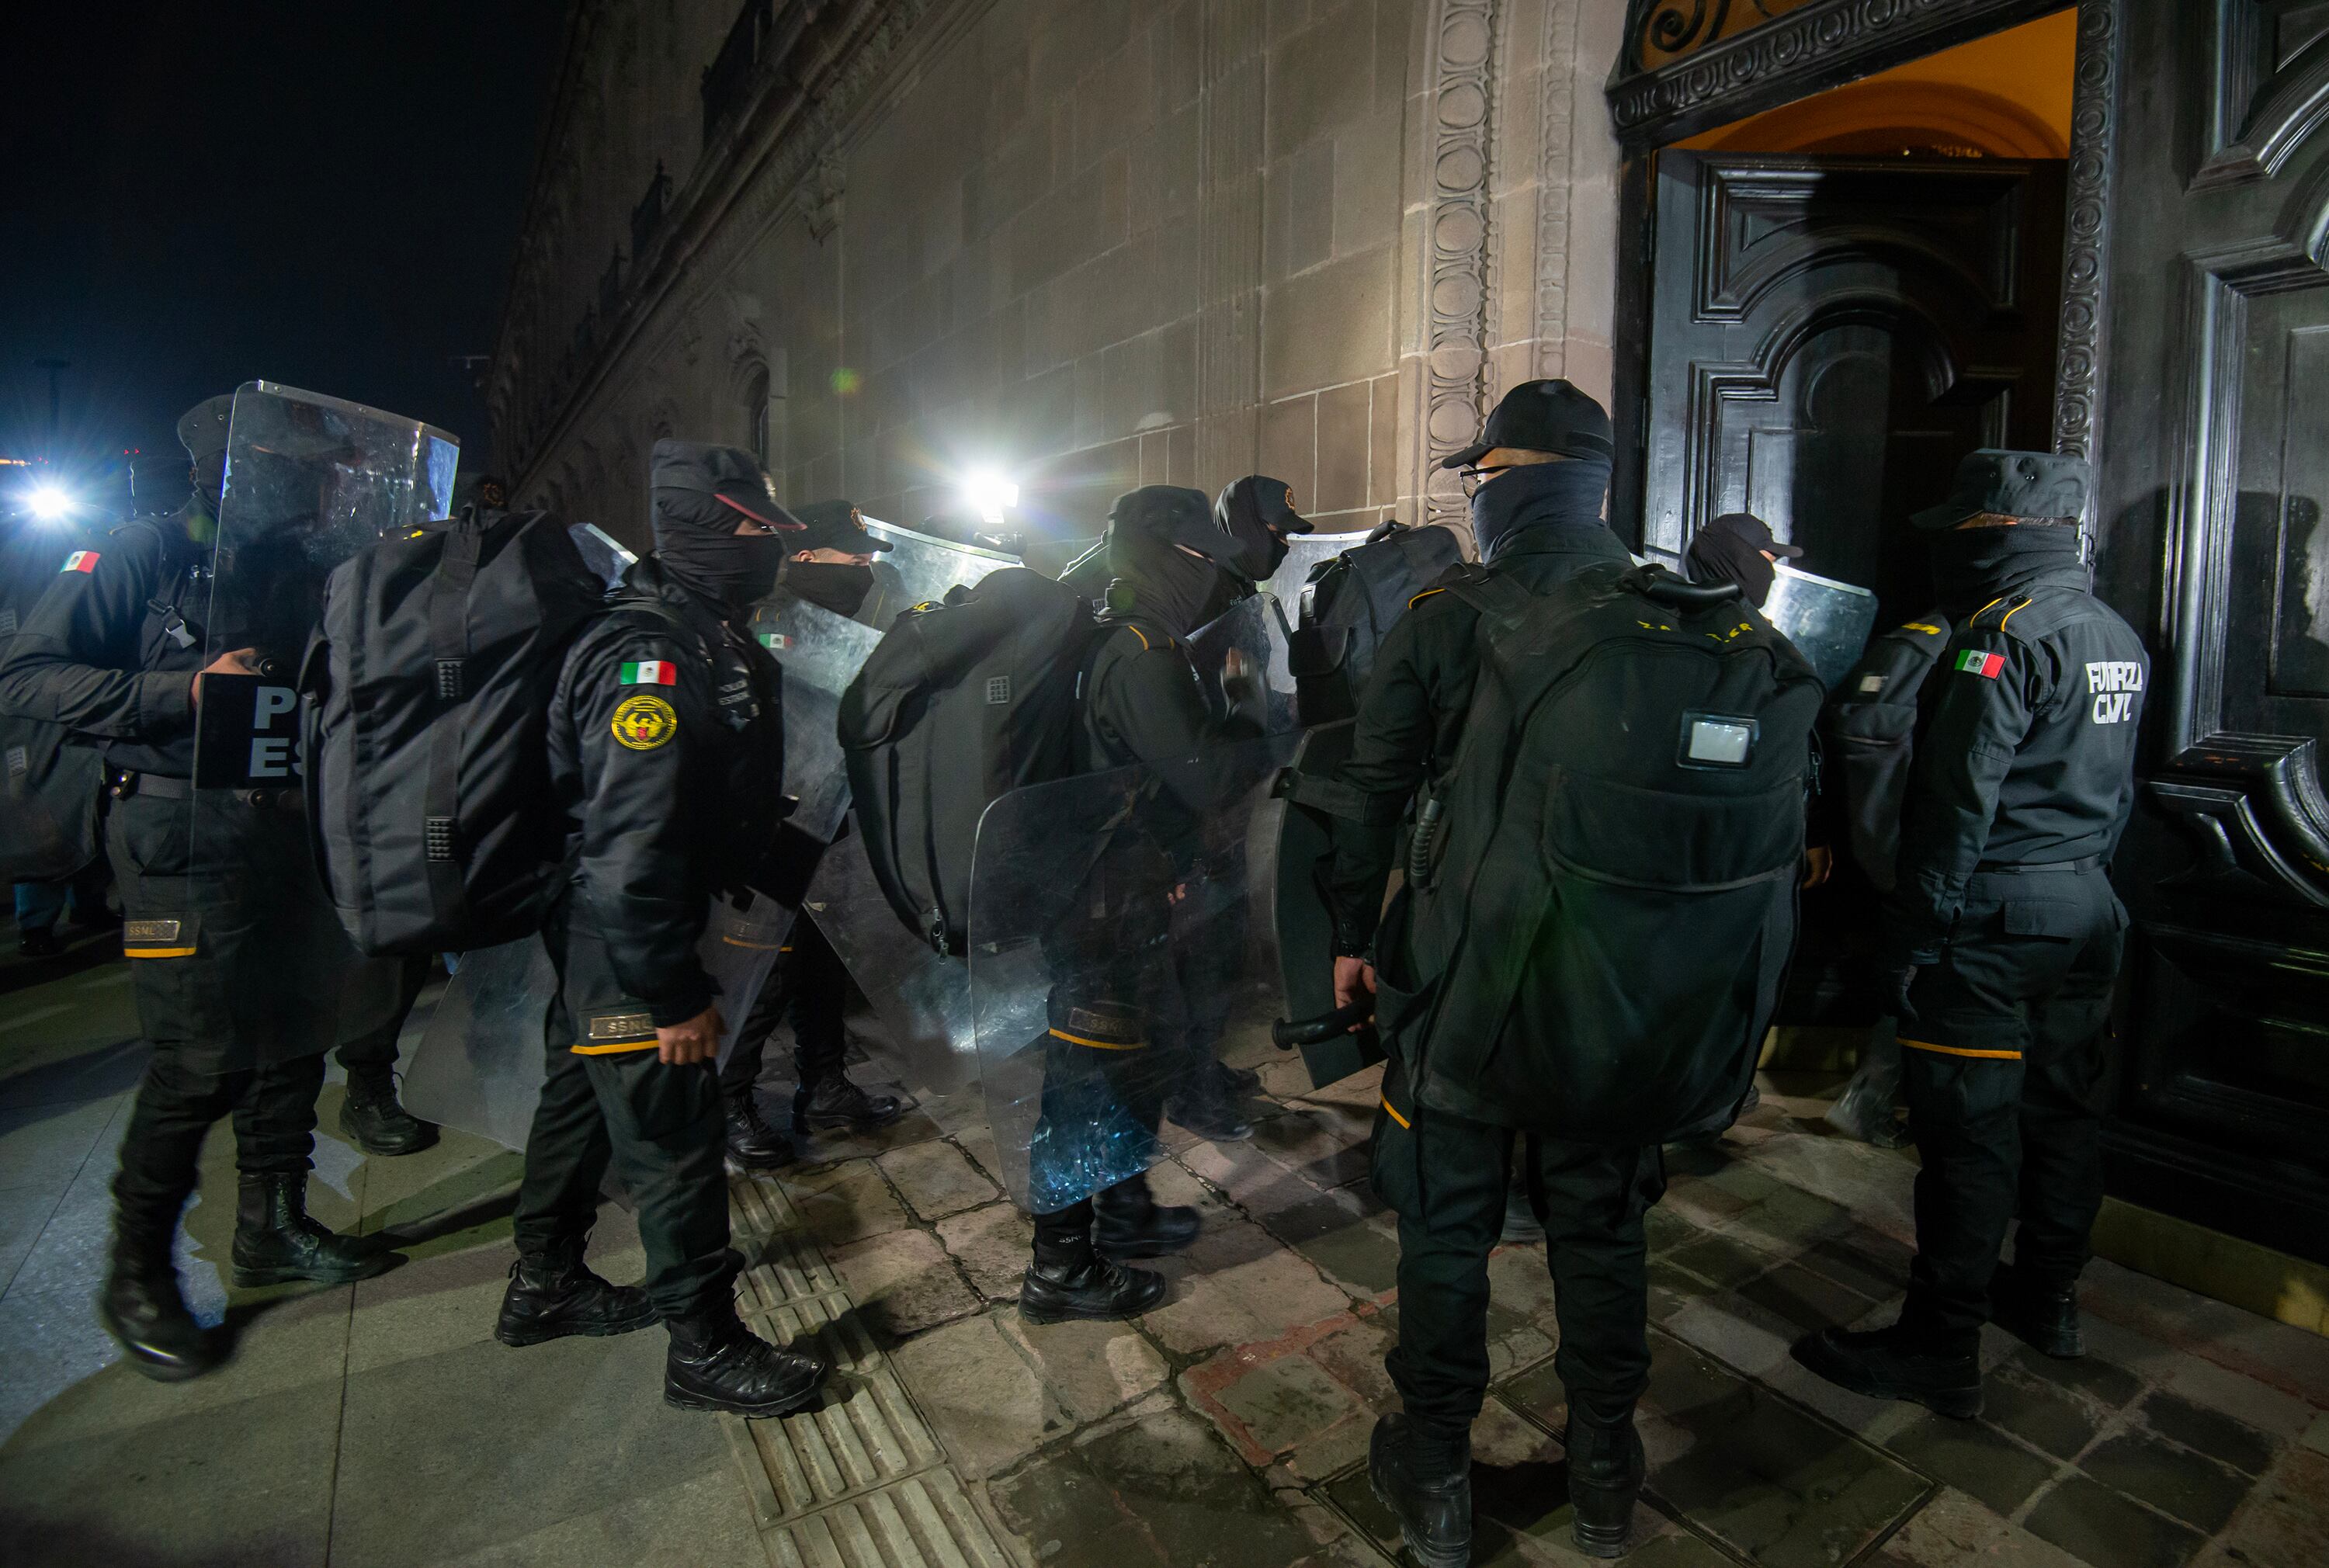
[231,1173,402,1287]
[495,1241,659,1347]
[1211,1058,1262,1098]
[338,1064,439,1157]
[1991,1261,2084,1359]
[792,1073,902,1134]
[1791,1320,1982,1418]
[724,1088,798,1171]
[1092,1174,1201,1260]
[1367,1414,1471,1568]
[1164,1072,1251,1143]
[1019,1211,1167,1323]
[664,1302,830,1417]
[1565,1405,1647,1559]
[95,1211,221,1382]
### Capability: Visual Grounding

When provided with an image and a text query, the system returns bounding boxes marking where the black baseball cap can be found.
[649,439,804,530]
[1106,485,1216,552]
[1703,512,1803,559]
[1912,449,2090,530]
[790,498,892,553]
[177,394,234,463]
[1441,379,1613,470]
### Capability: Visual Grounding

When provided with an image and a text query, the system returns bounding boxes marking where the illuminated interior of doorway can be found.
[1675,8,2075,158]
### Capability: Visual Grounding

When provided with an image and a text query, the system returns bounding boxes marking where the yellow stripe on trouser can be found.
[1048,1028,1147,1050]
[1899,1036,2022,1061]
[1380,1097,1410,1129]
[124,946,197,959]
[571,1039,660,1056]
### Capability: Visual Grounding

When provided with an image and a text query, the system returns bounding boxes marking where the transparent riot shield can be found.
[971,734,1300,1212]
[858,517,1017,627]
[401,890,794,1150]
[1762,564,1878,689]
[1183,531,1369,734]
[186,383,457,1070]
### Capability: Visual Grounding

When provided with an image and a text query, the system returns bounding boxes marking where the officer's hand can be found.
[1801,845,1833,889]
[190,647,262,707]
[1333,956,1376,1028]
[656,1005,725,1066]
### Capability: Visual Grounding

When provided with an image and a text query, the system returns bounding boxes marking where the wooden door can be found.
[1642,152,2067,630]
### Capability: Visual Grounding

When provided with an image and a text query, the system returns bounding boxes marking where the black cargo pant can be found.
[1899,865,2125,1347]
[1374,1065,1667,1431]
[107,785,340,1231]
[334,952,433,1076]
[720,917,850,1097]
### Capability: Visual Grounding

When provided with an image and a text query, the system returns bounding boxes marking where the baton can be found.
[1271,997,1376,1050]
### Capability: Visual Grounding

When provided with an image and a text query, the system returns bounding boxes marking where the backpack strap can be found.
[423,519,485,926]
[1437,564,1537,644]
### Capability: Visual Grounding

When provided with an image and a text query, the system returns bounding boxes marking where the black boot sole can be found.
[496,1304,661,1348]
[232,1252,403,1289]
[1018,1289,1166,1325]
[664,1381,825,1419]
[338,1105,440,1157]
[1366,1469,1470,1568]
[1789,1336,1982,1419]
[96,1300,221,1382]
[1570,1506,1635,1559]
[725,1146,798,1173]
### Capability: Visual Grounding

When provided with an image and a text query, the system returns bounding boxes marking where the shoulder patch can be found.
[61,550,99,574]
[1953,649,2006,679]
[611,693,679,750]
[617,659,679,685]
[1901,622,1942,636]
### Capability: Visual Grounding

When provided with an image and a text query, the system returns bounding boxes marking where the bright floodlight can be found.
[961,468,1019,527]
[26,484,74,522]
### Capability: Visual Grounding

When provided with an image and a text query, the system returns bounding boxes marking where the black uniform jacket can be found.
[0,508,209,776]
[550,558,786,1034]
[1890,560,2147,959]
[1324,519,1633,956]
[1077,606,1262,868]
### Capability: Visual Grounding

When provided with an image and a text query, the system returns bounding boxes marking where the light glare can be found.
[26,484,74,522]
[961,468,1019,527]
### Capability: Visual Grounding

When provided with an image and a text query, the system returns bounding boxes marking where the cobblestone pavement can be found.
[2,943,2325,1566]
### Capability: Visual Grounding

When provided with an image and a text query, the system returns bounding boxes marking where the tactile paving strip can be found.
[760,1469,1014,1568]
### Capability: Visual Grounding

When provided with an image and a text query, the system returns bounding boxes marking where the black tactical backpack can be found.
[838,567,1100,955]
[304,507,612,955]
[1822,612,1951,893]
[1287,521,1464,724]
[1376,561,1824,1144]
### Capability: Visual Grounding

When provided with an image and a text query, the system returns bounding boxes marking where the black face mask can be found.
[786,560,873,619]
[1106,532,1249,637]
[1927,524,2084,619]
[653,489,793,616]
[1466,458,1611,563]
[1685,528,1776,608]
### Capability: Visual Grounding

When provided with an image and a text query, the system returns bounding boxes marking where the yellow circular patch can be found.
[611,694,678,751]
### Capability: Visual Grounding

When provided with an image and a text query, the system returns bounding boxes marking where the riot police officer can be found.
[1330,381,1659,1564]
[723,498,903,1171]
[498,439,828,1418]
[0,396,399,1382]
[1018,484,1262,1324]
[1794,450,2145,1417]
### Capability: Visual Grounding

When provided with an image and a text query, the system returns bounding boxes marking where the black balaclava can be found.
[177,394,234,522]
[784,558,874,619]
[1928,521,2085,620]
[1466,456,1612,564]
[1213,475,1313,581]
[1686,526,1776,607]
[1106,530,1248,637]
[650,440,797,617]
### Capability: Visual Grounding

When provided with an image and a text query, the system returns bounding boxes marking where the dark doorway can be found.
[1641,151,2066,630]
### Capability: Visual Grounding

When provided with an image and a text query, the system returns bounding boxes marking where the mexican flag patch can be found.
[617,661,678,685]
[1956,649,2005,679]
[60,550,99,573]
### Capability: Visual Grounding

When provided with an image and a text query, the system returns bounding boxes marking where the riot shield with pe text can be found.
[1762,563,1877,690]
[186,382,458,1070]
[970,733,1299,1212]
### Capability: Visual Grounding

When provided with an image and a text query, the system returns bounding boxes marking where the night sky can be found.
[0,2,565,505]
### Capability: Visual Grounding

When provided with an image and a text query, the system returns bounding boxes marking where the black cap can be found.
[1105,485,1216,552]
[454,472,509,512]
[1441,379,1612,470]
[1912,449,2089,530]
[177,394,235,463]
[1703,511,1803,559]
[649,439,804,530]
[790,498,891,553]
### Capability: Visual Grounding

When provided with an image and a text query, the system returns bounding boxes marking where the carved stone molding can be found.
[1606,0,2063,151]
[1421,0,1502,525]
[2052,0,2121,470]
[1534,1,1578,376]
[806,147,845,242]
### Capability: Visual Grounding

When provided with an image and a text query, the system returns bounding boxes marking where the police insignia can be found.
[611,693,679,750]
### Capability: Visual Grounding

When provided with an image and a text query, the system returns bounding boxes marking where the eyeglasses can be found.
[1458,465,1515,498]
